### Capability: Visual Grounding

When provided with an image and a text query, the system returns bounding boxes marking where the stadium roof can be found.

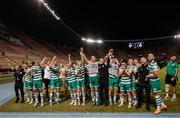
[0,0,180,44]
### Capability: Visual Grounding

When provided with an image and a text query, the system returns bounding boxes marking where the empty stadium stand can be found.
[0,22,179,75]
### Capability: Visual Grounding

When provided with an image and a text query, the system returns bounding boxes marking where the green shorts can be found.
[89,76,99,88]
[68,81,77,90]
[50,79,61,89]
[64,79,68,86]
[120,83,132,92]
[131,80,136,91]
[108,76,118,89]
[149,78,161,94]
[33,79,42,90]
[76,78,85,88]
[24,80,33,89]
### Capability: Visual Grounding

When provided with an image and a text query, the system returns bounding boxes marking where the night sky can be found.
[0,0,180,44]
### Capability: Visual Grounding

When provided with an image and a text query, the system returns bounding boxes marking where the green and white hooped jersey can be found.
[24,68,32,82]
[109,63,119,78]
[30,66,43,81]
[87,62,99,77]
[120,67,132,84]
[148,60,158,74]
[50,65,60,80]
[79,65,85,78]
[75,65,80,76]
[75,65,85,81]
[65,67,76,83]
[148,60,159,79]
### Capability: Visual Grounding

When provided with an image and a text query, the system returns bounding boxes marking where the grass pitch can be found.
[0,67,180,112]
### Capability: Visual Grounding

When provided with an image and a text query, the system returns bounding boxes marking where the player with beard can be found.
[147,53,167,114]
[163,56,179,101]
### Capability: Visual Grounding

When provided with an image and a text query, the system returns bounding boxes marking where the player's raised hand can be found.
[43,57,47,60]
[68,54,71,57]
[52,56,57,60]
[80,47,84,52]
[110,48,114,52]
[80,47,84,56]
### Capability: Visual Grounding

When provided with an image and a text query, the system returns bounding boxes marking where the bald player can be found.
[80,47,100,105]
[164,56,179,101]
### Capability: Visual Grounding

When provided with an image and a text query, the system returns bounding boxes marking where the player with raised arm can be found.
[43,60,51,101]
[49,56,61,106]
[60,64,68,100]
[75,55,86,105]
[65,54,77,105]
[24,57,46,107]
[108,49,119,105]
[80,47,100,105]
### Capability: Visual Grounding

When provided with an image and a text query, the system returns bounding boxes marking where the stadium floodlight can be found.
[174,34,180,38]
[87,38,96,43]
[38,0,60,21]
[38,0,44,3]
[81,37,86,41]
[83,38,103,44]
[97,40,103,44]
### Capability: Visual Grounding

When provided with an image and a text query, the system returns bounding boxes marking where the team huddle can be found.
[15,47,178,115]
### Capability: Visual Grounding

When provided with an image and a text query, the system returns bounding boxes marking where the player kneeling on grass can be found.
[163,56,179,101]
[65,54,77,105]
[49,56,61,106]
[118,59,132,108]
[108,55,119,105]
[23,62,33,104]
[147,53,167,114]
[75,60,86,105]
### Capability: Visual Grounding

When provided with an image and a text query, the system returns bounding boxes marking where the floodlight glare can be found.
[97,40,103,43]
[38,0,60,21]
[81,37,86,41]
[84,38,103,44]
[87,39,95,43]
[174,34,180,38]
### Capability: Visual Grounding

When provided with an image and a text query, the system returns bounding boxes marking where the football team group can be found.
[13,48,179,115]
